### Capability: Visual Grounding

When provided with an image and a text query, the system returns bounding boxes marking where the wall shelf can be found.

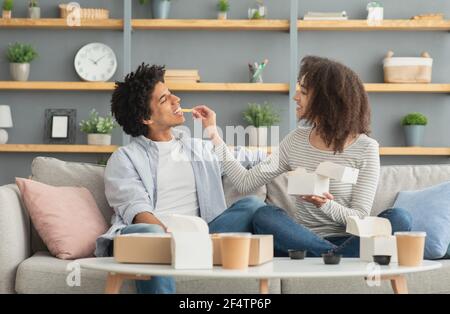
[0,18,123,30]
[0,81,289,93]
[1,81,449,94]
[365,84,450,93]
[1,145,449,156]
[1,18,449,32]
[297,19,450,31]
[379,147,450,156]
[132,19,289,31]
[0,144,118,153]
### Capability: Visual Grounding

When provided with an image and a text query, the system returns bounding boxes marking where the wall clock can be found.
[74,43,117,82]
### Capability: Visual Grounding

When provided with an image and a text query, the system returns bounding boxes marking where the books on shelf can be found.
[165,70,200,83]
[303,11,348,21]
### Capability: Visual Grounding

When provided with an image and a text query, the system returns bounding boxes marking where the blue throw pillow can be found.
[393,181,450,259]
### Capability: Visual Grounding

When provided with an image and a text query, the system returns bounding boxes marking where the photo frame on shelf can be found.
[44,109,76,144]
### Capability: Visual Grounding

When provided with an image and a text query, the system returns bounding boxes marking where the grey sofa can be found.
[1,157,449,294]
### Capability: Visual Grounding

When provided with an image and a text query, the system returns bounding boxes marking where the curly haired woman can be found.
[193,56,412,257]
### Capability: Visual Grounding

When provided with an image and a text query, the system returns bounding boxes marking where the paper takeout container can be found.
[114,233,273,266]
[346,216,398,262]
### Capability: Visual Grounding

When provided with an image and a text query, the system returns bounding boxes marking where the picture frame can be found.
[44,109,76,144]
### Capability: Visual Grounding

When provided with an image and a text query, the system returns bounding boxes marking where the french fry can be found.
[181,108,193,113]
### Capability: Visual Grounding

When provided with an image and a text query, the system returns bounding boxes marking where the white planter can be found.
[2,10,11,19]
[28,7,41,19]
[87,134,111,146]
[248,126,268,147]
[218,12,227,20]
[10,63,30,81]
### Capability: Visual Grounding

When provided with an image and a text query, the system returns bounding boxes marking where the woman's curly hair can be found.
[298,56,371,154]
[111,63,165,137]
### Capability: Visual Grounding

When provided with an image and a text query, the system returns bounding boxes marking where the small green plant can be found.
[2,0,13,11]
[243,102,280,128]
[29,0,38,8]
[6,43,38,64]
[251,10,262,19]
[217,0,230,12]
[401,112,428,126]
[80,109,117,134]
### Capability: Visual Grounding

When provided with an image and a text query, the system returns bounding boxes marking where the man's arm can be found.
[133,212,167,231]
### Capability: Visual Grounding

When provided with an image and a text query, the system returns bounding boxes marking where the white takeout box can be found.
[346,216,398,263]
[287,168,330,196]
[288,162,359,196]
[315,161,359,184]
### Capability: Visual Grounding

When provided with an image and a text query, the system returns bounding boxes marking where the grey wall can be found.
[0,0,449,185]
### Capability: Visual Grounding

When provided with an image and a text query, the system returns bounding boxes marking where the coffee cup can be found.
[220,233,252,270]
[395,231,426,266]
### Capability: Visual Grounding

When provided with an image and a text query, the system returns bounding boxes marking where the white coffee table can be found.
[76,257,441,294]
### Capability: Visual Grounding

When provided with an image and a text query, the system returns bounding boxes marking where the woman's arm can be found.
[317,141,381,225]
[193,105,291,194]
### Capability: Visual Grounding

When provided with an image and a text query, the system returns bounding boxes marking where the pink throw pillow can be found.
[16,178,108,259]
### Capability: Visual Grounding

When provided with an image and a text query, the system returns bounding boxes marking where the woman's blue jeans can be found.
[252,205,412,258]
[117,195,266,294]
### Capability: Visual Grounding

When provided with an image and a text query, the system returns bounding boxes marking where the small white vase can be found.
[87,134,111,146]
[248,126,268,147]
[10,63,30,81]
[2,10,11,19]
[28,7,41,19]
[218,12,227,20]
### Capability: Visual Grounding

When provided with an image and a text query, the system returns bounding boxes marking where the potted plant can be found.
[139,0,171,19]
[28,0,40,19]
[248,0,267,20]
[80,109,117,146]
[6,42,38,81]
[2,0,13,19]
[217,0,229,20]
[401,112,428,147]
[243,102,280,147]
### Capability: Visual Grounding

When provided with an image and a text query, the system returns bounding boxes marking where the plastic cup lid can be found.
[394,231,426,237]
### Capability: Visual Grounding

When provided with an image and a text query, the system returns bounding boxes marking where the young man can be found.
[95,63,267,294]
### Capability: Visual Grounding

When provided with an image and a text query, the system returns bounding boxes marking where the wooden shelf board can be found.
[379,147,450,156]
[132,19,289,31]
[298,19,450,31]
[0,144,118,153]
[364,84,450,93]
[0,18,123,30]
[2,145,449,156]
[0,81,116,91]
[0,81,289,93]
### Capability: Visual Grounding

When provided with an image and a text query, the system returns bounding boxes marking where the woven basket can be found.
[59,4,109,20]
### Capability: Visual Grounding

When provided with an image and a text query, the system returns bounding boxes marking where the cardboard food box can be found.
[288,168,330,196]
[114,233,274,266]
[346,216,398,263]
[288,162,359,197]
[212,234,273,266]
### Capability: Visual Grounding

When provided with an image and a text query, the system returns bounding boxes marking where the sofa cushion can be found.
[15,252,281,294]
[372,165,450,216]
[16,178,108,260]
[222,175,267,207]
[30,157,112,253]
[393,181,450,259]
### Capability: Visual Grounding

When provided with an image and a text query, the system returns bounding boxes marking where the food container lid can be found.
[394,231,427,237]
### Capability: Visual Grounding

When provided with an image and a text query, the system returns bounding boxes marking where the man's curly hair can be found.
[298,56,371,154]
[111,63,165,137]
